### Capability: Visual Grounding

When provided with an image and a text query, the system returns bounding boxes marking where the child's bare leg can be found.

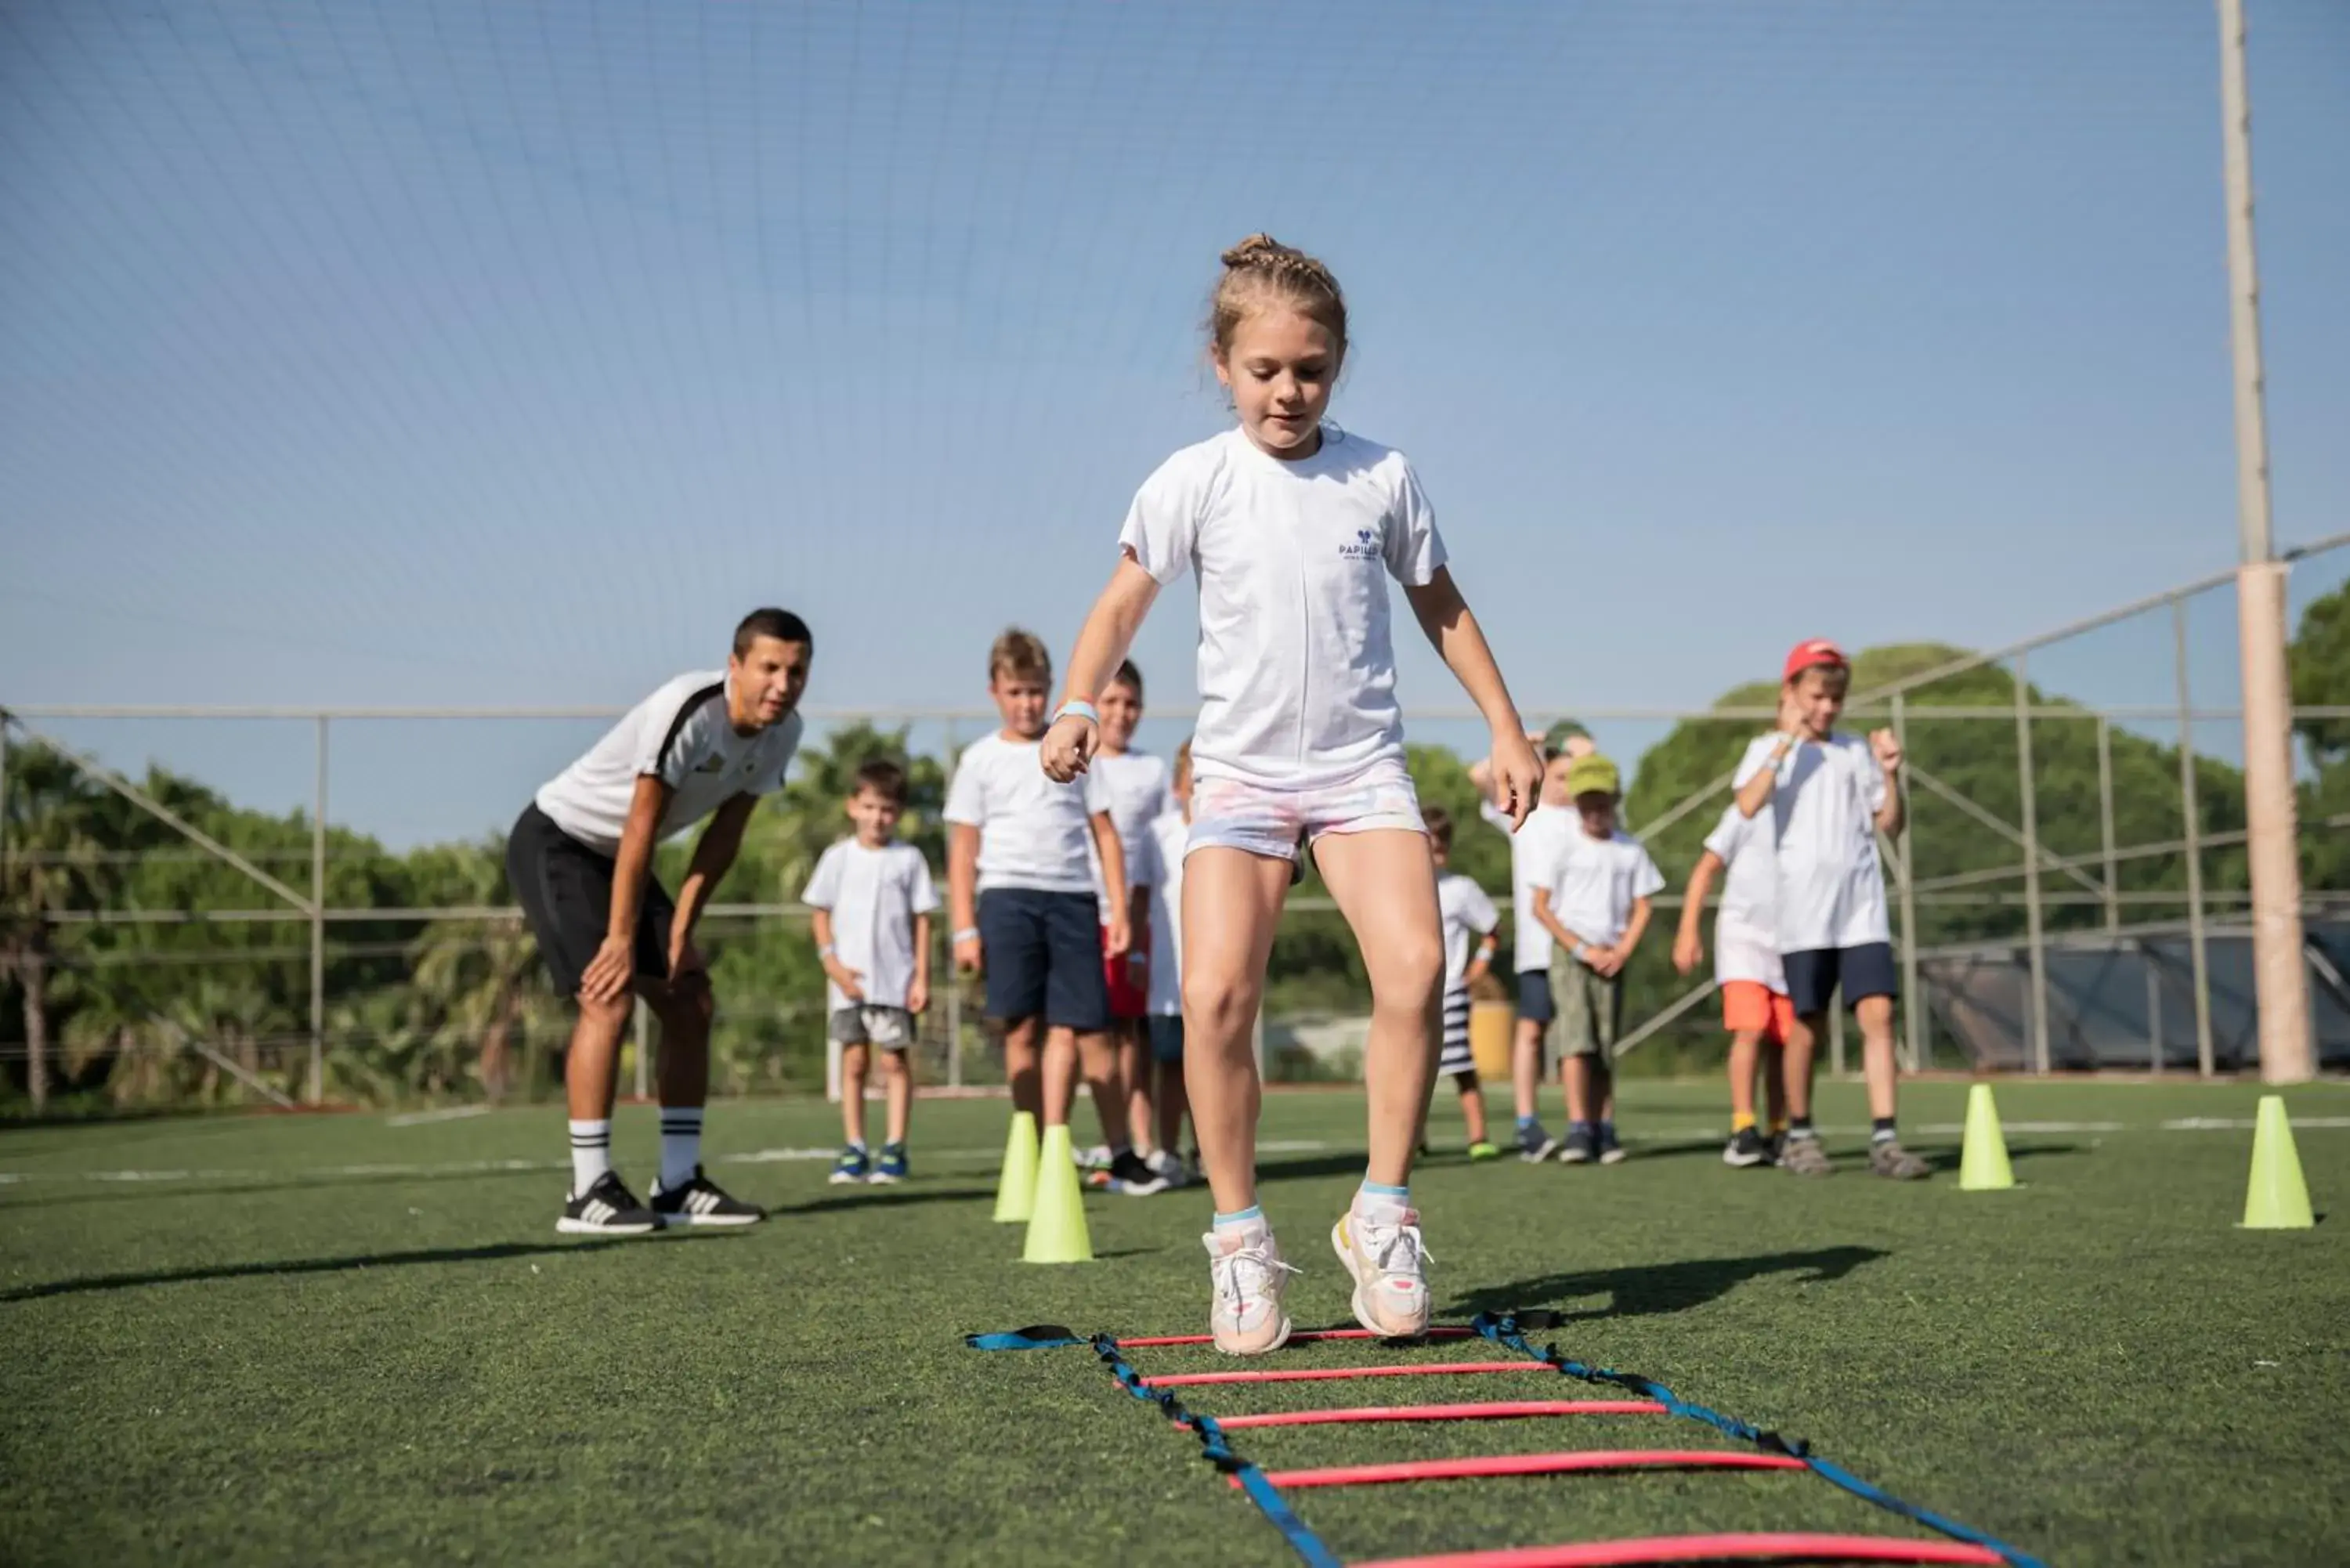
[1043,1025,1082,1129]
[1763,1042,1789,1125]
[1180,850,1292,1216]
[1564,1055,1594,1125]
[1155,1057,1189,1160]
[881,1047,913,1146]
[1595,1060,1615,1124]
[1726,1029,1763,1124]
[1856,995,1899,1121]
[1313,829,1443,1190]
[841,1042,871,1147]
[1076,1029,1130,1147]
[1783,1014,1821,1121]
[1002,1017,1043,1122]
[1511,1017,1545,1123]
[1120,1026,1156,1155]
[1456,1073,1488,1145]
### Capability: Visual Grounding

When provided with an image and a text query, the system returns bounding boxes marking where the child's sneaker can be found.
[829,1145,870,1184]
[556,1171,660,1235]
[1780,1133,1834,1176]
[1868,1139,1931,1180]
[649,1165,765,1227]
[1203,1223,1296,1356]
[1466,1140,1501,1162]
[1722,1127,1771,1168]
[1076,1143,1113,1172]
[1517,1123,1560,1163]
[870,1143,909,1184]
[1557,1127,1596,1165]
[1597,1125,1627,1165]
[1146,1148,1188,1188]
[1330,1198,1432,1339]
[1108,1150,1170,1196]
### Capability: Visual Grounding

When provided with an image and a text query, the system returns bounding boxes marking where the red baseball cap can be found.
[1782,638,1849,682]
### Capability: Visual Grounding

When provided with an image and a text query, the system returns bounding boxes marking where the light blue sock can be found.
[1213,1205,1264,1230]
[1358,1180,1409,1208]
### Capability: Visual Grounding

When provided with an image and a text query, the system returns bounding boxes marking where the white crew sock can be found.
[659,1107,704,1190]
[568,1119,613,1194]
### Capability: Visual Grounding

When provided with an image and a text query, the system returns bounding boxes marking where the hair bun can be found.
[1221,233,1288,268]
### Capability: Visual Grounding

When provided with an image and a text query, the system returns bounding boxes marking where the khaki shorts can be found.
[1548,952,1622,1059]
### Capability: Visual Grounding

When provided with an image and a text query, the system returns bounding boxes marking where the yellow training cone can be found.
[992,1111,1040,1224]
[2242,1095,2315,1230]
[1959,1083,2016,1191]
[1022,1124,1094,1264]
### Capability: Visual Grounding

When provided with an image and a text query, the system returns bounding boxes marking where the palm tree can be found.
[407,836,546,1103]
[2,739,114,1113]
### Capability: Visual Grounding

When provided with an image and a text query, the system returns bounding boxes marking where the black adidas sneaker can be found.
[557,1171,660,1236]
[649,1165,765,1227]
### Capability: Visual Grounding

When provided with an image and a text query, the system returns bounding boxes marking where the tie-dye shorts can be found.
[1184,756,1426,863]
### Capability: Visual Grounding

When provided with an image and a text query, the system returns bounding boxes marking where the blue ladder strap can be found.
[1470,1313,2049,1568]
[1086,1334,1343,1568]
[964,1324,1086,1352]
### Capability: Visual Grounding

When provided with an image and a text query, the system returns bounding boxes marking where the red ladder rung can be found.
[1234,1450,1806,1489]
[1143,1360,1545,1388]
[1195,1400,1666,1429]
[1350,1531,2007,1566]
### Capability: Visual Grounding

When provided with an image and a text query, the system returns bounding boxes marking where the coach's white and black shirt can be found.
[534,670,804,855]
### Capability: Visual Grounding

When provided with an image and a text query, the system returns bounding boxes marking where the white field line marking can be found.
[385,1105,494,1127]
[2161,1116,2350,1131]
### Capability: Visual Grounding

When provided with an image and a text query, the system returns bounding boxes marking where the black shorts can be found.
[1782,942,1899,1017]
[508,802,675,997]
[1516,967,1555,1024]
[978,887,1109,1031]
[1148,1014,1185,1064]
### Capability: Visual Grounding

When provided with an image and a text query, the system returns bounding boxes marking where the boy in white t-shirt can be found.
[945,629,1159,1195]
[1091,659,1173,1179]
[1141,741,1197,1184]
[804,758,938,1186]
[1673,804,1791,1169]
[1530,753,1665,1167]
[1473,728,1591,1161]
[1731,638,1926,1180]
[1425,807,1502,1160]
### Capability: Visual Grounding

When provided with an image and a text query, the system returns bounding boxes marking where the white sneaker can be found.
[1203,1222,1297,1356]
[1076,1143,1113,1172]
[1146,1149,1186,1187]
[1331,1199,1433,1339]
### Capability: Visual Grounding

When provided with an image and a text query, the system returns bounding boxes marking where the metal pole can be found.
[2175,600,2215,1078]
[2216,0,2314,1084]
[942,721,962,1089]
[1890,694,1921,1071]
[2014,656,2050,1073]
[309,717,327,1106]
[1828,1003,1846,1079]
[0,716,12,897]
[2146,948,2164,1074]
[634,995,650,1100]
[2096,717,2120,934]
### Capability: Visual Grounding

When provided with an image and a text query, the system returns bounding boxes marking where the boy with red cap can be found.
[1731,639,1928,1179]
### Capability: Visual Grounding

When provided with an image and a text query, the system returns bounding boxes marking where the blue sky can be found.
[3,0,2347,849]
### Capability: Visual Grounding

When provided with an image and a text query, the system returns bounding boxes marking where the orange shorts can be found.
[1722,981,1793,1045]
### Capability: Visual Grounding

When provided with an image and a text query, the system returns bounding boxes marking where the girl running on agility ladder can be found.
[1039,235,1542,1354]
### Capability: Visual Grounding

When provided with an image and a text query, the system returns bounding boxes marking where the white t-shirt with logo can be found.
[1541,829,1667,950]
[1144,809,1189,1016]
[1732,732,1893,952]
[1481,801,1574,972]
[1437,872,1500,994]
[534,670,802,856]
[1117,425,1448,792]
[1701,806,1786,994]
[801,839,939,1011]
[1088,749,1170,908]
[943,733,1113,895]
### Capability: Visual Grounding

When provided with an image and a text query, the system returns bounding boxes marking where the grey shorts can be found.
[1548,952,1622,1060]
[829,1006,915,1049]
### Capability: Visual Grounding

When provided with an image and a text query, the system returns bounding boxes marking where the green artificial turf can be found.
[3,1079,2347,1566]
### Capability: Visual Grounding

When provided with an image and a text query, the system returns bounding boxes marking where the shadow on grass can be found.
[0,1162,559,1212]
[1918,1141,2079,1175]
[783,1186,995,1216]
[0,1232,749,1303]
[1448,1245,1889,1321]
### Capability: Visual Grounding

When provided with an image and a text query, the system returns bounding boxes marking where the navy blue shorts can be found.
[1782,942,1899,1017]
[978,887,1110,1031]
[1515,967,1555,1024]
[1147,1014,1184,1064]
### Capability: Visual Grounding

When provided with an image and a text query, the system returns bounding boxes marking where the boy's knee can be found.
[576,992,631,1033]
[879,1049,910,1077]
[659,971,715,1031]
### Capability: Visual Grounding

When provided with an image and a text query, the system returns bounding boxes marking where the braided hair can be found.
[1209,233,1347,359]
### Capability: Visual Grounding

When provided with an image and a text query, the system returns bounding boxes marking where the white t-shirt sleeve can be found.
[1701,808,1743,866]
[1632,844,1667,900]
[907,851,940,915]
[801,844,844,909]
[1083,766,1113,817]
[1732,734,1781,789]
[648,703,709,790]
[1116,450,1202,585]
[1466,882,1499,937]
[942,750,987,826]
[1383,457,1448,588]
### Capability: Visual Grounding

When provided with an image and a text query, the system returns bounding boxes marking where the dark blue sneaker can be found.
[1597,1124,1627,1165]
[830,1144,870,1185]
[871,1143,909,1184]
[1518,1123,1560,1164]
[1558,1127,1596,1165]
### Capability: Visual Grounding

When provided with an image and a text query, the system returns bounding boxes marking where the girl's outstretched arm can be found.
[1040,556,1160,782]
[1405,566,1542,829]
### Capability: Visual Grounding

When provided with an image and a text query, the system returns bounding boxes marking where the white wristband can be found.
[953,927,980,945]
[818,943,837,958]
